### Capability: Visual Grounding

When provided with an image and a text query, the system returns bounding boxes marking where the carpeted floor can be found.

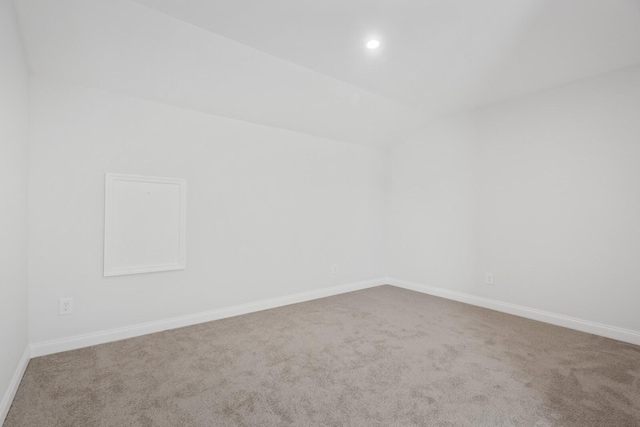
[4,285,640,426]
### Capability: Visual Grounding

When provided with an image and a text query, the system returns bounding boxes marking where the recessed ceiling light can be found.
[366,39,380,50]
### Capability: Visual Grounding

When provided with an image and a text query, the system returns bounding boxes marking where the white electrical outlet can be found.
[59,298,73,315]
[485,273,494,285]
[331,264,338,276]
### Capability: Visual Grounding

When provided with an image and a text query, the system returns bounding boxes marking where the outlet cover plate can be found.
[485,273,494,285]
[59,298,73,315]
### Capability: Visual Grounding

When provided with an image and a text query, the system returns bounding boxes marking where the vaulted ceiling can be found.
[15,0,640,148]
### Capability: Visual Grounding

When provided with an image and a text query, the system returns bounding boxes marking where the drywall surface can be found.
[0,0,30,416]
[15,0,426,149]
[389,117,478,293]
[28,77,389,344]
[390,65,640,332]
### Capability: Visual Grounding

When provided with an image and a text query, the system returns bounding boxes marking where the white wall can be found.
[0,0,30,418]
[389,117,478,293]
[390,65,640,333]
[28,77,389,344]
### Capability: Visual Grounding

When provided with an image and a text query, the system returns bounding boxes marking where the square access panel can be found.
[104,173,186,277]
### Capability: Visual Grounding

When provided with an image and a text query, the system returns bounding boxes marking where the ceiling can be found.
[134,0,640,112]
[15,0,640,148]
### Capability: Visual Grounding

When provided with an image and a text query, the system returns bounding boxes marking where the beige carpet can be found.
[4,285,640,426]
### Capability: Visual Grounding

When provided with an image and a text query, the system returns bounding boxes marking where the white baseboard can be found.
[0,345,30,425]
[388,277,640,346]
[30,278,386,358]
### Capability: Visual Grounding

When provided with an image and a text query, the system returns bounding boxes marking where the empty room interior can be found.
[2,0,640,425]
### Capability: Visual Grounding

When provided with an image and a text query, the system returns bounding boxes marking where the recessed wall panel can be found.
[104,173,186,277]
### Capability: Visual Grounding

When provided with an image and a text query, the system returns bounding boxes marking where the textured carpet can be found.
[4,285,640,426]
